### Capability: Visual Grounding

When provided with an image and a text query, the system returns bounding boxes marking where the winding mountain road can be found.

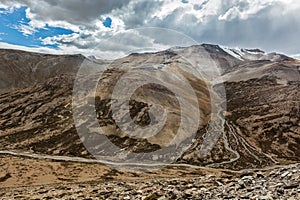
[0,149,286,174]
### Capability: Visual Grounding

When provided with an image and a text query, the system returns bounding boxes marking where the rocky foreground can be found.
[1,163,299,199]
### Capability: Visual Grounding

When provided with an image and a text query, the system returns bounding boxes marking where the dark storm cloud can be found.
[1,0,130,25]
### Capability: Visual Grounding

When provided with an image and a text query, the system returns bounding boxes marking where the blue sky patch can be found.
[0,6,75,49]
[102,17,112,28]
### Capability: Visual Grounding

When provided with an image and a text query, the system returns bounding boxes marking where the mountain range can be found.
[0,44,299,171]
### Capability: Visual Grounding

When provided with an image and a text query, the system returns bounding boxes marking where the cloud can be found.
[15,24,38,36]
[292,54,300,60]
[0,2,22,13]
[0,41,68,54]
[0,0,131,36]
[137,0,300,55]
[1,0,130,24]
[0,0,300,58]
[218,0,290,21]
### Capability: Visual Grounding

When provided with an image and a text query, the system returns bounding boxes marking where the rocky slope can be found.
[180,63,300,169]
[0,45,299,171]
[0,49,84,91]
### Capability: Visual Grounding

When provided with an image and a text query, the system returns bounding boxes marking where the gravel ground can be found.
[0,164,299,199]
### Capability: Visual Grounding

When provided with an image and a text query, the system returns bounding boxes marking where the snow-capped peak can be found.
[220,46,245,60]
[219,46,289,62]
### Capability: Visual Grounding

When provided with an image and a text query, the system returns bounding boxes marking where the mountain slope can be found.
[0,45,299,170]
[0,49,85,91]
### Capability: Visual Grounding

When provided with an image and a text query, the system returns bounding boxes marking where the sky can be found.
[0,0,299,59]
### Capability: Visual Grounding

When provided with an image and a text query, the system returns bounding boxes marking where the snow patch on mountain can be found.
[219,46,289,62]
[220,46,244,60]
[220,45,267,61]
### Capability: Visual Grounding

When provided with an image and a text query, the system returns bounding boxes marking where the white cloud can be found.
[218,0,283,21]
[292,54,300,60]
[16,24,38,36]
[0,41,68,54]
[0,29,174,59]
[0,2,22,13]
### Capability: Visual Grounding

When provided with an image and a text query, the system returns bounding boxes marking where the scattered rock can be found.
[0,163,300,199]
[0,173,11,182]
